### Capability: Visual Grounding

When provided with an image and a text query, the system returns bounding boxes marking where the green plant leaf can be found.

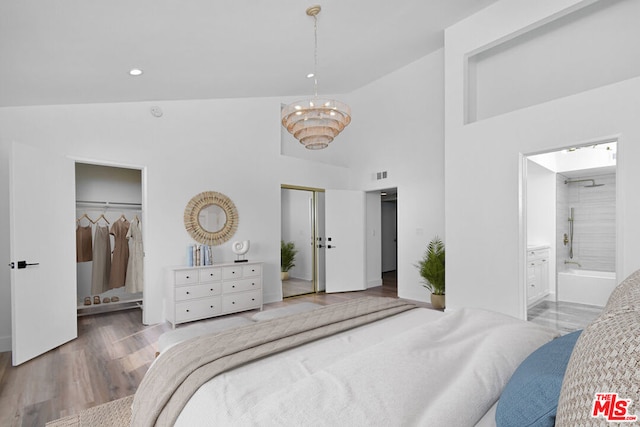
[415,236,445,295]
[281,240,298,272]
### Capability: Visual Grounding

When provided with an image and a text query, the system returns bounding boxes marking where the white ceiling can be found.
[0,0,499,107]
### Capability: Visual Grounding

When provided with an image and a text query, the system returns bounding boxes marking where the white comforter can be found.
[175,307,558,427]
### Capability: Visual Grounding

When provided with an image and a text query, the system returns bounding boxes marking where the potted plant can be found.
[281,240,297,281]
[416,236,445,309]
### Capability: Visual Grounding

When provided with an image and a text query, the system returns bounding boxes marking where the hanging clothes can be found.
[76,225,93,262]
[108,217,130,288]
[125,217,144,293]
[91,225,111,294]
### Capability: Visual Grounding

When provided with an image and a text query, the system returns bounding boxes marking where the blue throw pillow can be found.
[495,330,581,427]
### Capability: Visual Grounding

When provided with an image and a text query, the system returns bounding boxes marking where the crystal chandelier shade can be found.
[281,5,351,150]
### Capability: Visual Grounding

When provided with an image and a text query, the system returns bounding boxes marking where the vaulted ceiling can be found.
[0,0,499,107]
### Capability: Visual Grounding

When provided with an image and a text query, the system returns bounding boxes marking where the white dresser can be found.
[165,261,263,327]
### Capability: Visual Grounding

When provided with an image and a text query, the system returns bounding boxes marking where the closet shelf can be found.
[76,200,142,209]
[76,291,143,316]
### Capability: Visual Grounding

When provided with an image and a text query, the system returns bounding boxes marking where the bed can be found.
[46,271,640,427]
[133,297,559,427]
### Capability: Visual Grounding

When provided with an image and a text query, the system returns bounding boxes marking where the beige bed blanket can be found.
[131,297,417,427]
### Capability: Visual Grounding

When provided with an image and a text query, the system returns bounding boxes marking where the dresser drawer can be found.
[242,264,261,277]
[174,270,198,286]
[222,266,243,280]
[175,283,222,301]
[175,297,222,323]
[199,267,222,283]
[223,278,261,294]
[222,290,262,313]
[527,249,549,261]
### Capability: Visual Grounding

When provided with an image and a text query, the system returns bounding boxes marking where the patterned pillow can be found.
[556,270,640,426]
[603,270,640,315]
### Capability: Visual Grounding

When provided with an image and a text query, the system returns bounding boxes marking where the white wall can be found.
[0,96,350,350]
[526,160,556,298]
[346,50,445,303]
[526,160,556,249]
[445,0,640,318]
[0,144,11,351]
[468,0,640,122]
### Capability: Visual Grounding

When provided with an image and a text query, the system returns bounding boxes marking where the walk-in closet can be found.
[75,163,144,316]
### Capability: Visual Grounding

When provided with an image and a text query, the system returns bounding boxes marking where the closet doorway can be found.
[281,185,324,298]
[75,162,145,317]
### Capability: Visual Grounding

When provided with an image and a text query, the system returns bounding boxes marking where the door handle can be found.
[317,244,324,248]
[327,245,336,249]
[11,260,40,269]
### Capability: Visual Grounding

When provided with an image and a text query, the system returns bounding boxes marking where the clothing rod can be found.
[76,200,142,208]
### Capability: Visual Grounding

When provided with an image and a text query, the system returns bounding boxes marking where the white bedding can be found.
[173,307,558,427]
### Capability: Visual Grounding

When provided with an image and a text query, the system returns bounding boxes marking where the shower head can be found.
[564,179,604,188]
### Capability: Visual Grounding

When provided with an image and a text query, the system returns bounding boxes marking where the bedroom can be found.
[1,0,640,425]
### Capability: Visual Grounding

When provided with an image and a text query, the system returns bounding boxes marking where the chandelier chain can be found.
[280,4,351,150]
[313,14,319,98]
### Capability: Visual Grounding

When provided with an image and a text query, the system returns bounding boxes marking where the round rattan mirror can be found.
[184,191,238,245]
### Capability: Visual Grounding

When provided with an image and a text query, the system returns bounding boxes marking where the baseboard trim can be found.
[367,279,383,289]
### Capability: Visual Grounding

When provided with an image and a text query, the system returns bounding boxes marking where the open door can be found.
[9,142,77,365]
[325,189,366,293]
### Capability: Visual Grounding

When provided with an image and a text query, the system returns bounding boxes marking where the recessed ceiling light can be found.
[129,68,143,76]
[306,73,314,78]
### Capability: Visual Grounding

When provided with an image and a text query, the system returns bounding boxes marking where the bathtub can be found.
[557,269,616,307]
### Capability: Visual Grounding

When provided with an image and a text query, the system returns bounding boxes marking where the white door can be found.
[9,142,77,365]
[325,189,366,293]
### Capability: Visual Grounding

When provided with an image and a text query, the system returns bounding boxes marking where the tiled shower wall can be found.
[556,173,616,272]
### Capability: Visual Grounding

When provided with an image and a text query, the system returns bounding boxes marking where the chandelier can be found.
[281,5,351,150]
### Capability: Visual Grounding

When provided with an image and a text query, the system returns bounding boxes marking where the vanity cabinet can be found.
[166,261,263,327]
[527,247,549,306]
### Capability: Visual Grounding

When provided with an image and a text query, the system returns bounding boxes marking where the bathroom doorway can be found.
[523,140,617,332]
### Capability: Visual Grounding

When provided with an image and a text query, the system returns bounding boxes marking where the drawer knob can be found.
[232,285,235,288]
[210,288,213,291]
[186,275,190,279]
[186,291,190,294]
[232,301,235,304]
[186,309,190,312]
[251,282,255,286]
[210,273,213,277]
[252,298,255,301]
[210,305,214,308]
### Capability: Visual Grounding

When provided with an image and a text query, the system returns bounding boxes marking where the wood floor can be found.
[0,275,408,427]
